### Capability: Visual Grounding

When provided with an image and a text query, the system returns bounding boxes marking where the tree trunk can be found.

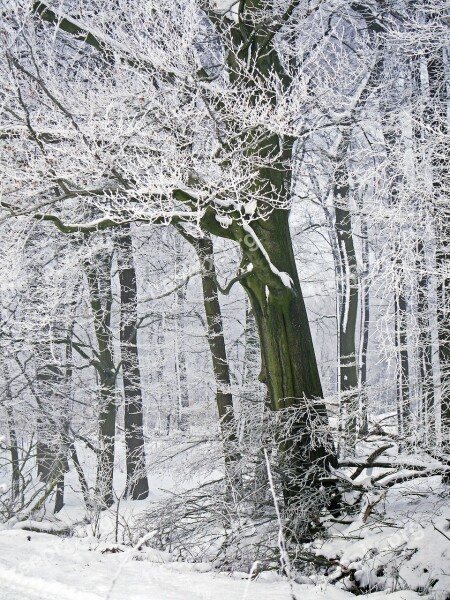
[394,287,410,442]
[35,361,62,484]
[174,249,189,432]
[189,235,238,454]
[424,46,450,441]
[1,359,20,500]
[238,210,338,507]
[416,240,434,446]
[84,251,117,508]
[359,212,370,434]
[242,297,269,509]
[331,129,360,454]
[335,206,359,452]
[115,226,149,500]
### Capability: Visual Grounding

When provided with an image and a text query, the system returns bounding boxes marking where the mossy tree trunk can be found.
[198,5,339,508]
[237,211,337,506]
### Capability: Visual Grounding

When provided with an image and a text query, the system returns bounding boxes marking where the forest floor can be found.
[1,442,449,599]
[0,528,427,600]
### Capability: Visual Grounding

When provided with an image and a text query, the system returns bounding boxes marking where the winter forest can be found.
[0,1,449,599]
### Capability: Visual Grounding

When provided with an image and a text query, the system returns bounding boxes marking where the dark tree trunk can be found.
[178,232,243,495]
[115,226,149,500]
[416,240,434,446]
[35,357,69,512]
[359,213,370,434]
[394,288,410,442]
[7,404,20,500]
[189,235,237,448]
[35,361,62,483]
[237,211,338,507]
[84,251,117,508]
[335,200,359,453]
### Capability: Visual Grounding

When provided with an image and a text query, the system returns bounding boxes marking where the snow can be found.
[215,214,233,228]
[340,240,350,334]
[242,222,293,289]
[244,200,257,216]
[212,0,240,22]
[312,478,450,598]
[0,529,429,600]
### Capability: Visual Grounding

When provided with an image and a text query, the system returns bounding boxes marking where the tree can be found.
[83,244,117,508]
[115,225,149,500]
[1,0,343,511]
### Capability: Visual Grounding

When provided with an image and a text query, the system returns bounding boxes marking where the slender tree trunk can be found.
[180,232,243,496]
[333,130,360,453]
[6,404,20,500]
[394,285,410,442]
[416,240,435,446]
[424,46,450,441]
[115,226,149,500]
[335,206,359,452]
[174,250,189,432]
[154,319,166,436]
[84,251,117,508]
[242,297,269,508]
[35,361,61,483]
[1,360,20,500]
[54,324,76,514]
[359,212,370,434]
[189,235,237,451]
[35,357,68,512]
[382,107,412,440]
[323,205,343,399]
[71,444,91,507]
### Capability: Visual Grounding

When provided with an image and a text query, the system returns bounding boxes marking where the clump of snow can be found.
[244,199,258,215]
[216,214,233,228]
[212,0,239,22]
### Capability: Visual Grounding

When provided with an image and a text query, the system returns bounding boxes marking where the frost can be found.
[212,0,239,22]
[215,214,233,228]
[242,222,293,288]
[244,200,257,216]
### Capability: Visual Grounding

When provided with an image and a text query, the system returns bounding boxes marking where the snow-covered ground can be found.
[0,529,427,600]
[1,441,448,600]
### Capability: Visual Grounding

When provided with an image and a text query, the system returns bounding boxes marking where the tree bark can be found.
[394,287,410,442]
[115,226,149,500]
[174,249,189,432]
[84,250,117,508]
[424,45,450,440]
[334,151,359,453]
[359,211,370,434]
[1,359,20,500]
[416,240,434,446]
[189,235,237,448]
[237,210,338,507]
